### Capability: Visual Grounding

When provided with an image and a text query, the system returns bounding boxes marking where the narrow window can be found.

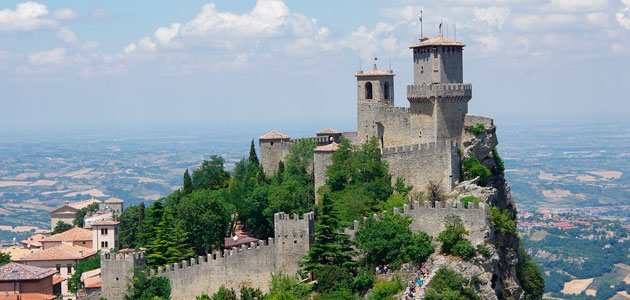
[67,264,71,274]
[365,82,373,99]
[56,264,61,273]
[384,81,390,100]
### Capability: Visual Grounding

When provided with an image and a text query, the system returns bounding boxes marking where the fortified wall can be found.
[101,212,314,300]
[343,200,489,244]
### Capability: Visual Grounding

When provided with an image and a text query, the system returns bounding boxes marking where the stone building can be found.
[259,34,492,197]
[49,199,102,230]
[91,220,119,252]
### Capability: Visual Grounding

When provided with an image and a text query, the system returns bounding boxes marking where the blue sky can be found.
[1,0,629,134]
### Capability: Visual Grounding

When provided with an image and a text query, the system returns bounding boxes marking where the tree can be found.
[249,140,260,167]
[52,221,72,235]
[177,189,231,255]
[462,156,491,187]
[518,248,545,300]
[437,216,475,260]
[126,268,171,300]
[276,161,285,184]
[425,267,479,300]
[355,214,434,267]
[68,254,100,294]
[427,181,444,205]
[394,177,413,198]
[193,155,231,190]
[301,194,357,273]
[145,207,194,267]
[73,202,100,228]
[183,169,193,195]
[0,252,10,266]
[119,203,145,249]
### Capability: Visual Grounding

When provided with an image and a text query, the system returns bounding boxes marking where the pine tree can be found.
[145,207,194,267]
[301,194,357,273]
[249,140,260,166]
[183,169,193,195]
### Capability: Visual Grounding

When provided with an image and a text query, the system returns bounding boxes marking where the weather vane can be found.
[419,10,423,37]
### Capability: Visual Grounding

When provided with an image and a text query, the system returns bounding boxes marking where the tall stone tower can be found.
[356,63,396,147]
[407,35,472,143]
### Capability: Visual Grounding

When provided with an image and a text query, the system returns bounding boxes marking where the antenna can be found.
[373,57,378,70]
[419,11,423,38]
[439,20,443,36]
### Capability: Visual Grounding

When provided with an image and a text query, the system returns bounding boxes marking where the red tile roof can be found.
[0,262,56,281]
[20,234,47,248]
[258,131,290,140]
[20,243,96,261]
[41,227,92,242]
[0,293,58,300]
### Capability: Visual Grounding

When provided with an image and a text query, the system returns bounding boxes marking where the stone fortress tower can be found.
[259,32,492,198]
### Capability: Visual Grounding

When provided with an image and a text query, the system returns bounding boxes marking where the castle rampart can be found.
[343,200,489,244]
[101,252,146,300]
[407,83,472,100]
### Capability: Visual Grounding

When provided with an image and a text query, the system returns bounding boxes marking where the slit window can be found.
[365,82,373,99]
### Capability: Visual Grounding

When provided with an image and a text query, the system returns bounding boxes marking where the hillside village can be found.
[1,32,543,300]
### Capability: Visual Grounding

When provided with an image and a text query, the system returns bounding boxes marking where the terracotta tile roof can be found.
[409,35,465,48]
[224,235,260,248]
[258,130,290,140]
[41,227,92,242]
[0,262,56,281]
[0,293,58,300]
[83,274,101,289]
[20,243,96,261]
[52,275,65,285]
[21,234,47,248]
[314,142,339,152]
[104,197,124,204]
[0,246,40,261]
[91,220,119,226]
[316,128,341,135]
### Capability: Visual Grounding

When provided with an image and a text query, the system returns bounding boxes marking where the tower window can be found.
[365,82,373,99]
[384,82,390,100]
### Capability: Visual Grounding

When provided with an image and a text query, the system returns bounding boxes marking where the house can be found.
[102,197,124,215]
[40,228,92,250]
[83,211,113,229]
[20,234,47,249]
[91,221,119,252]
[18,244,96,300]
[0,262,58,300]
[49,199,102,230]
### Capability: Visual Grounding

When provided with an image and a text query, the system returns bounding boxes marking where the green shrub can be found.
[352,268,374,293]
[315,289,358,300]
[452,239,476,260]
[267,273,312,300]
[314,265,353,293]
[368,277,404,300]
[459,196,478,209]
[517,248,545,300]
[425,267,479,300]
[462,157,491,187]
[492,148,505,175]
[68,253,100,293]
[457,147,463,157]
[472,123,486,135]
[126,268,171,300]
[490,206,517,236]
[479,246,491,257]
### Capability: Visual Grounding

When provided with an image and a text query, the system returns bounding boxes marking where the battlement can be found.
[407,83,472,100]
[381,140,458,155]
[343,200,489,244]
[102,251,145,261]
[289,136,330,145]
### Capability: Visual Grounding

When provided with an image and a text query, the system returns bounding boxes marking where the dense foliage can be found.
[73,202,100,228]
[0,252,10,265]
[68,253,100,294]
[462,156,491,187]
[196,286,264,300]
[490,206,517,236]
[491,148,504,175]
[517,248,545,300]
[355,214,434,267]
[126,268,171,300]
[51,220,72,235]
[472,123,486,135]
[367,277,405,300]
[437,216,475,260]
[425,267,480,300]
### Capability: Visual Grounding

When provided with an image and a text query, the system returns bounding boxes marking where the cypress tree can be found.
[276,161,285,185]
[249,140,260,166]
[183,169,193,195]
[301,194,357,273]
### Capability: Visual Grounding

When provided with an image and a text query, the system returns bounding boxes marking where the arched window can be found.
[365,82,373,99]
[384,81,390,100]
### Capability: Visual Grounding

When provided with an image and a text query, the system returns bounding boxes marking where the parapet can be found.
[407,83,472,100]
[381,140,458,156]
[464,114,494,128]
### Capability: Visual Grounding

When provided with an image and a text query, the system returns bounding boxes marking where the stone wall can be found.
[382,140,461,193]
[344,200,489,244]
[313,150,333,203]
[259,139,292,175]
[101,252,145,300]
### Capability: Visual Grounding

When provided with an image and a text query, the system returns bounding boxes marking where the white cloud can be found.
[53,8,78,20]
[0,2,57,31]
[474,34,501,52]
[29,48,67,65]
[617,0,630,29]
[544,0,611,12]
[512,14,578,31]
[473,6,511,28]
[155,23,181,46]
[57,27,76,43]
[89,8,109,20]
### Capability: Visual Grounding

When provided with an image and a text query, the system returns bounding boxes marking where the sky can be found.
[1,0,630,135]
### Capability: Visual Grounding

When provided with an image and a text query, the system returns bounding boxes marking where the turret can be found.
[356,62,395,106]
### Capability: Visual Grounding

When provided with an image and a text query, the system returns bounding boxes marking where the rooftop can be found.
[0,262,56,281]
[91,220,120,226]
[409,35,465,48]
[0,293,58,300]
[20,243,96,261]
[224,235,260,249]
[259,130,290,140]
[41,227,92,243]
[104,197,124,204]
[20,233,47,248]
[316,128,342,135]
[69,198,102,210]
[0,246,41,261]
[314,142,339,152]
[356,64,395,77]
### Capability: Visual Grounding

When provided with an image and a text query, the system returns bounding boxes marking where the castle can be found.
[259,34,493,198]
[101,33,497,300]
